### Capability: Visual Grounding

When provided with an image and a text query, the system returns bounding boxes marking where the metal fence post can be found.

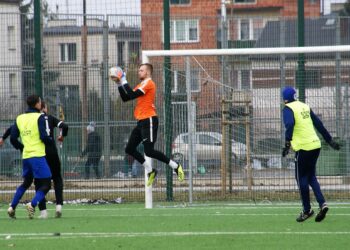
[102,19,110,177]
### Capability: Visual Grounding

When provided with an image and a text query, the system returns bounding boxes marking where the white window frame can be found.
[234,0,256,4]
[163,19,199,43]
[7,26,16,50]
[170,0,191,5]
[59,43,77,63]
[171,70,201,93]
[172,71,179,93]
[238,19,253,40]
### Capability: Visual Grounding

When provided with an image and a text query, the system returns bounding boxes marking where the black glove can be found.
[282,141,291,157]
[328,140,340,150]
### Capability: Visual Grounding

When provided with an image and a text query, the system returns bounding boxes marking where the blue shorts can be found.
[22,157,52,179]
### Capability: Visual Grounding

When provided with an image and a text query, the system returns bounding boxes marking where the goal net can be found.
[142,45,350,207]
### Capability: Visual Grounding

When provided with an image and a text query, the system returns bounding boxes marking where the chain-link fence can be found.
[0,11,350,203]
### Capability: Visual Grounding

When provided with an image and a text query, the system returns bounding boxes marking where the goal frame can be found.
[142,45,350,209]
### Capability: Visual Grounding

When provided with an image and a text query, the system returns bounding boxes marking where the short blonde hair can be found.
[139,63,153,75]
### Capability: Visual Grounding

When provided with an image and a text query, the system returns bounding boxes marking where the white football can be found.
[109,66,123,79]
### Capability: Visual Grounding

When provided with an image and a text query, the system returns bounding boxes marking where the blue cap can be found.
[282,87,297,102]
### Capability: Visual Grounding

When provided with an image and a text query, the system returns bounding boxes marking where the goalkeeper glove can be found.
[328,140,340,150]
[110,66,127,85]
[119,71,127,85]
[282,141,291,157]
[115,72,128,87]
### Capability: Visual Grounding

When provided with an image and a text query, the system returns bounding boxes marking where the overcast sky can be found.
[44,0,345,16]
[46,0,141,15]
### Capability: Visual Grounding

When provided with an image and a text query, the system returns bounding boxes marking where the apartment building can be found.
[0,0,22,119]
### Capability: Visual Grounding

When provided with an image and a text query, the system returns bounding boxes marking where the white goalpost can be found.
[142,45,350,209]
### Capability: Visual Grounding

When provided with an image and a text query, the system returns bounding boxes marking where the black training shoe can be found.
[296,210,314,222]
[315,204,329,222]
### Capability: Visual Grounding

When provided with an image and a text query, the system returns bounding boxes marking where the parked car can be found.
[172,131,246,168]
[0,140,22,177]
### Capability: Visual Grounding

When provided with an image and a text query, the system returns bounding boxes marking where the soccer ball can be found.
[109,66,124,80]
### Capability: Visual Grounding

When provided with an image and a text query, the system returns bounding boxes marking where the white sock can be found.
[143,161,152,173]
[40,210,48,218]
[56,205,62,212]
[168,160,178,170]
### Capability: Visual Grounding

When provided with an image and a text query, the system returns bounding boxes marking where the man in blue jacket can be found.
[281,86,340,222]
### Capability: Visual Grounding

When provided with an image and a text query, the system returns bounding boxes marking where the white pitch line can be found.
[1,231,350,240]
[1,212,350,218]
[1,205,349,212]
[61,213,350,217]
[54,213,350,218]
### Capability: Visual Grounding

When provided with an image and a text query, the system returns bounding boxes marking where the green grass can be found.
[0,202,349,250]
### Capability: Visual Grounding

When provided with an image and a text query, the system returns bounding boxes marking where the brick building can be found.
[141,0,321,51]
[140,0,323,131]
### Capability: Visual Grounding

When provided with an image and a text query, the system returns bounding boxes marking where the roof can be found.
[252,17,350,59]
[256,18,350,48]
[43,26,141,39]
[0,0,21,4]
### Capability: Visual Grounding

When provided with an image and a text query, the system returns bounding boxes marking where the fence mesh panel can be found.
[0,11,349,203]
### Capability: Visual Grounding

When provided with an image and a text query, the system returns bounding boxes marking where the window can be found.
[128,41,141,63]
[181,135,189,144]
[175,20,186,42]
[198,134,221,145]
[9,73,16,96]
[234,0,255,3]
[59,43,76,63]
[228,18,264,41]
[170,0,190,4]
[239,70,252,90]
[167,19,199,43]
[172,70,200,93]
[8,26,15,50]
[240,19,250,40]
[117,41,125,66]
[188,20,198,41]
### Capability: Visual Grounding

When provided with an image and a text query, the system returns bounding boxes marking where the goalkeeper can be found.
[110,64,184,186]
[281,86,340,223]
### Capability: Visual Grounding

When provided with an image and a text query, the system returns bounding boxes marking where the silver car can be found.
[172,132,246,167]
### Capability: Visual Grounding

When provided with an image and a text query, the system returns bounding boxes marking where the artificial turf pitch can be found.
[0,202,349,250]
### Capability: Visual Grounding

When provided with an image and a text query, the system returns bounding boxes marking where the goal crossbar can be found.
[142,45,350,63]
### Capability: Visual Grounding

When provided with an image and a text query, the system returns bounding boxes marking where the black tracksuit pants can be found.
[125,116,170,165]
[37,151,64,210]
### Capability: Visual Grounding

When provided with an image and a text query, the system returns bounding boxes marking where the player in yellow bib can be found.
[8,95,53,219]
[282,87,340,222]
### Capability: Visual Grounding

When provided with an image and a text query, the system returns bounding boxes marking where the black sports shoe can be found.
[296,210,314,222]
[315,204,329,222]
